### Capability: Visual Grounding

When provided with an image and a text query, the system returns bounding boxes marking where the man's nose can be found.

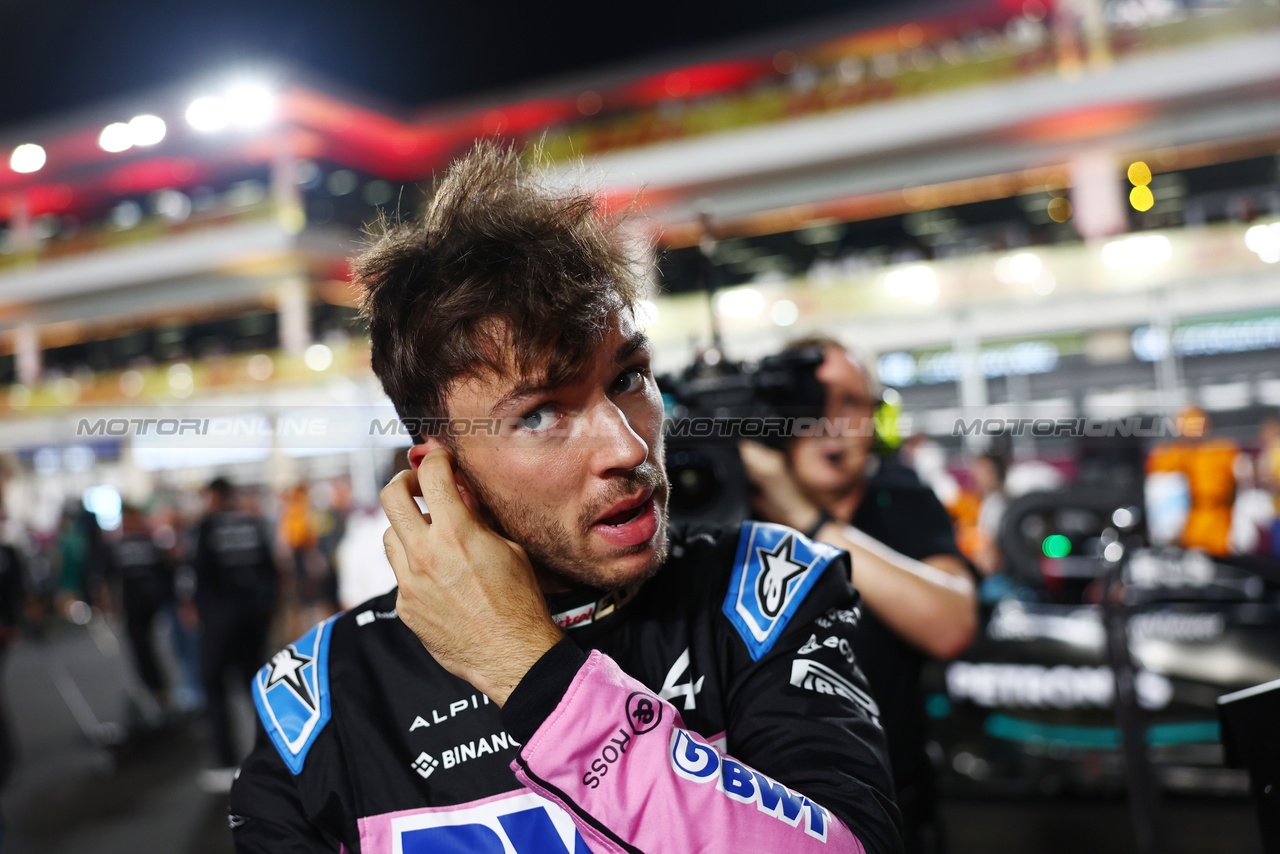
[588,400,649,475]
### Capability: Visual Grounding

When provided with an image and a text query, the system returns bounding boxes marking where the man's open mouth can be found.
[598,503,649,527]
[594,489,655,527]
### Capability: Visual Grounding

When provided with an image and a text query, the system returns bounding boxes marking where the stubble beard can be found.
[455,451,671,593]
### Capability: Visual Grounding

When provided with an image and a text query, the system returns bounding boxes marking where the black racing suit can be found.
[229,521,903,853]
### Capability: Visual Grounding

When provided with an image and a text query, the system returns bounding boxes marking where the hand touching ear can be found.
[380,448,563,706]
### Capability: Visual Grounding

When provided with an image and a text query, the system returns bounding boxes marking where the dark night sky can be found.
[0,0,899,127]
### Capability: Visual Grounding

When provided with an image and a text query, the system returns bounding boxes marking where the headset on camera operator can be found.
[740,336,977,854]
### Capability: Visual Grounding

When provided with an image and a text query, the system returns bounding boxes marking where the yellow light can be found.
[1130,185,1154,212]
[1127,161,1152,187]
[1047,197,1072,222]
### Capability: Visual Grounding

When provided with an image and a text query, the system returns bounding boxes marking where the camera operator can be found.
[741,336,977,854]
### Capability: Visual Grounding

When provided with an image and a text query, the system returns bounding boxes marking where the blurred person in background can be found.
[102,504,175,710]
[966,450,1009,578]
[192,477,278,789]
[742,337,977,854]
[158,501,205,713]
[54,509,90,620]
[900,434,961,510]
[1146,406,1237,556]
[1258,415,1280,556]
[335,459,407,610]
[314,477,351,613]
[278,483,335,638]
[0,489,25,848]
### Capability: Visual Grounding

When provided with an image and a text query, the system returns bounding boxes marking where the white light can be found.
[186,96,229,132]
[714,287,764,318]
[247,353,274,381]
[128,114,166,146]
[304,343,333,371]
[34,447,59,474]
[154,189,191,222]
[1131,326,1170,362]
[770,299,799,326]
[111,200,143,230]
[98,122,133,153]
[227,84,275,127]
[168,363,193,397]
[1006,252,1043,283]
[1101,233,1172,269]
[884,264,939,304]
[634,299,659,329]
[9,143,45,173]
[878,352,917,387]
[83,485,123,531]
[1103,542,1124,563]
[1244,223,1280,264]
[1031,271,1056,296]
[119,370,145,397]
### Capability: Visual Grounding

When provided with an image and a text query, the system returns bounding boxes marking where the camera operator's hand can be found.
[739,440,824,532]
[380,448,564,707]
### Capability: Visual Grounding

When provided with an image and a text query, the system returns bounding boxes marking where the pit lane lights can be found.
[186,84,276,133]
[8,143,45,174]
[98,115,167,153]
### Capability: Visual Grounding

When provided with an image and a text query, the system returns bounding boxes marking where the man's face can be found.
[788,346,877,495]
[442,313,669,592]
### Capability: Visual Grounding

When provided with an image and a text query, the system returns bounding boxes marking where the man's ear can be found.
[407,438,446,470]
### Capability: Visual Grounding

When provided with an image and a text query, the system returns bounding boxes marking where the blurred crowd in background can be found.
[0,400,1273,788]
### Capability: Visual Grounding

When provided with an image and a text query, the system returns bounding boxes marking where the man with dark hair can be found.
[741,339,977,854]
[194,477,277,791]
[230,143,901,853]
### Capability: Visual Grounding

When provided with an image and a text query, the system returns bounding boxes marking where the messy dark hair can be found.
[355,141,644,439]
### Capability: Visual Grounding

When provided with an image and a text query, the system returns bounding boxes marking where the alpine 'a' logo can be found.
[755,535,809,618]
[266,646,316,711]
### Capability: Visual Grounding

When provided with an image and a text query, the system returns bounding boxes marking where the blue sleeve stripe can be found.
[723,522,841,661]
[252,612,341,775]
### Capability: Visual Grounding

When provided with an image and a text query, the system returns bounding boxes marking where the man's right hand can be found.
[379,448,564,707]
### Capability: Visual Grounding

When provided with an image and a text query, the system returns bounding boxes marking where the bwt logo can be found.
[668,729,829,841]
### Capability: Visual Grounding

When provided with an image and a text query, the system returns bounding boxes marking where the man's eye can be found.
[612,367,646,395]
[519,406,554,431]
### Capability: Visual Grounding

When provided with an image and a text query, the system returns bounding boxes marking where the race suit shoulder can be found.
[229,521,902,854]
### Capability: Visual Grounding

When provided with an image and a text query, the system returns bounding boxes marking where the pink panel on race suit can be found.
[511,650,868,854]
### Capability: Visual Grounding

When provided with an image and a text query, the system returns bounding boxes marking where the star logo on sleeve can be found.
[266,646,316,711]
[755,535,810,619]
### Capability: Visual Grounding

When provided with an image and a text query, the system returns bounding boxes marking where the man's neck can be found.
[808,478,867,525]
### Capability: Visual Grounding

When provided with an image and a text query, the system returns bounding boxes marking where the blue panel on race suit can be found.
[252,613,341,775]
[723,522,841,661]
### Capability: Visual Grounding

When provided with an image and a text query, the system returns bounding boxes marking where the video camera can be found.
[658,345,827,528]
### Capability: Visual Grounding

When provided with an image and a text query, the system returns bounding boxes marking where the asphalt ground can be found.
[0,620,1262,854]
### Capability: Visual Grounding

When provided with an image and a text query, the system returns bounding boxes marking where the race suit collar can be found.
[547,582,642,632]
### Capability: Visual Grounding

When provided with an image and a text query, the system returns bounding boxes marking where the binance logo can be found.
[412,751,439,779]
